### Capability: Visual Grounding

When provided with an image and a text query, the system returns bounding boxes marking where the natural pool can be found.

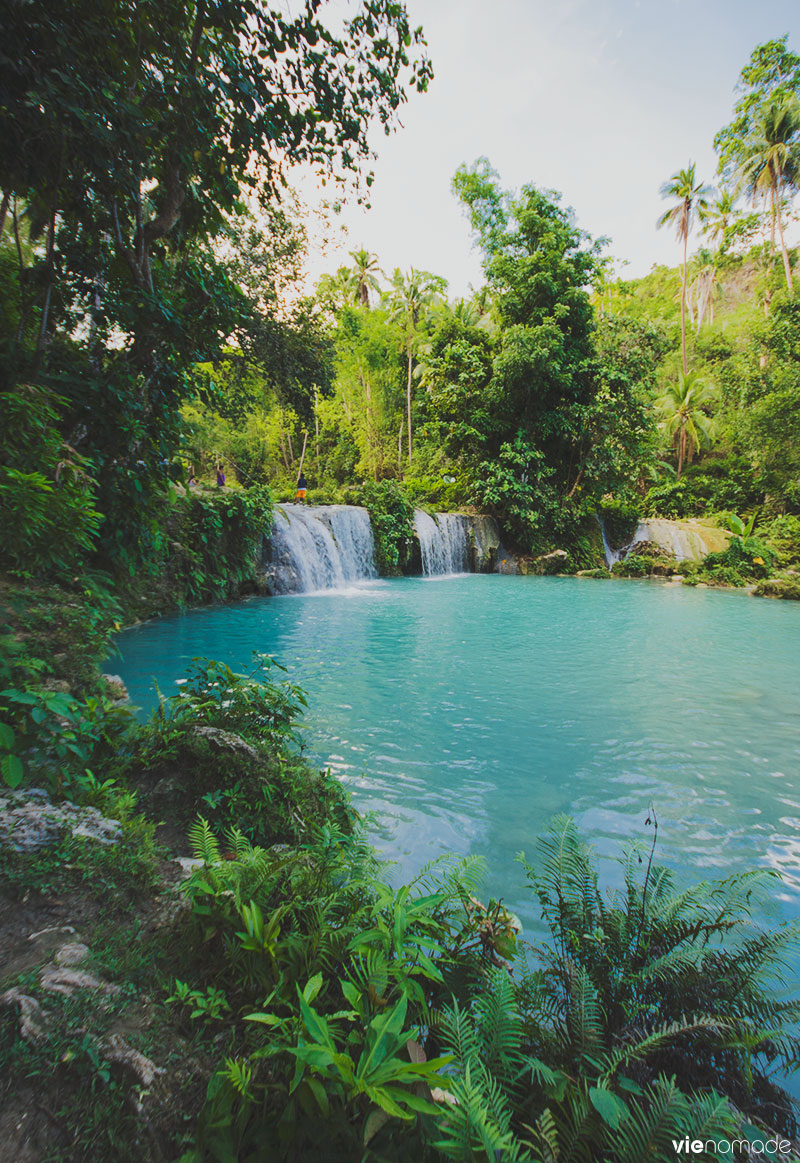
[113,575,800,941]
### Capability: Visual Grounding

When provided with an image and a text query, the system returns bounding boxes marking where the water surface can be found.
[113,576,800,939]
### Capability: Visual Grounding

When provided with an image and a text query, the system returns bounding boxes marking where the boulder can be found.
[525,549,570,576]
[102,674,130,701]
[191,726,259,762]
[0,789,122,852]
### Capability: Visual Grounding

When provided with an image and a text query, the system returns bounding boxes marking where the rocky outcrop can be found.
[469,515,502,573]
[0,789,122,852]
[628,519,729,562]
[753,577,800,601]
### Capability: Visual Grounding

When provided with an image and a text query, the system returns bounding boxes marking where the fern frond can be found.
[188,816,221,865]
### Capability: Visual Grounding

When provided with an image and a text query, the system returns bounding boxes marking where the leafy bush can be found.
[353,480,415,575]
[597,498,641,549]
[167,485,273,604]
[642,478,699,518]
[0,578,130,790]
[180,822,493,1161]
[753,577,800,600]
[689,536,775,587]
[761,514,800,566]
[612,553,657,578]
[0,386,101,578]
[123,655,351,843]
[434,816,800,1160]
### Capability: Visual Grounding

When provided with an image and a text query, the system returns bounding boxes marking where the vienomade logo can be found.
[672,1135,796,1157]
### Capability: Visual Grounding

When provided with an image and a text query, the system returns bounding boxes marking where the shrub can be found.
[597,498,641,549]
[0,386,101,578]
[761,514,800,567]
[353,480,415,575]
[122,655,352,843]
[434,816,800,1160]
[754,578,800,600]
[642,478,699,518]
[612,553,659,577]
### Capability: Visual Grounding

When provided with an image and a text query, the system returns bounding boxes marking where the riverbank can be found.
[4,572,800,1159]
[2,511,800,1158]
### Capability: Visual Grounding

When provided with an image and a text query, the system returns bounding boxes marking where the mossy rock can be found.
[753,577,800,601]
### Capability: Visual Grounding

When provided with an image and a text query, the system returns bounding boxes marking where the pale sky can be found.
[300,0,799,297]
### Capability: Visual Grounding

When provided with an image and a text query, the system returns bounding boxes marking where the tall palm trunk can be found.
[406,345,413,462]
[774,180,794,296]
[680,232,688,374]
[677,422,687,480]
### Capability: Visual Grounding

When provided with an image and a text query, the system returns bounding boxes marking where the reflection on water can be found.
[113,576,800,941]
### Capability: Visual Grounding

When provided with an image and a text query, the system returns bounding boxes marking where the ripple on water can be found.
[112,574,800,934]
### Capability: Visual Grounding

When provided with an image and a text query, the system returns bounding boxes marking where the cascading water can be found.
[596,513,731,567]
[414,510,471,576]
[595,514,622,567]
[264,504,377,594]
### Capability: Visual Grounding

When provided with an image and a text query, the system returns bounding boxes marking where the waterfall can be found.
[596,514,731,567]
[414,510,471,576]
[595,514,622,567]
[631,519,730,562]
[264,504,377,594]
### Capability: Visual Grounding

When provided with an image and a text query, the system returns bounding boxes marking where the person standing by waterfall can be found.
[295,471,307,503]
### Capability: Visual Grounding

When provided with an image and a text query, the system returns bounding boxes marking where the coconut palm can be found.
[657,370,717,479]
[388,267,445,463]
[690,248,722,331]
[348,248,382,308]
[700,187,738,254]
[737,93,800,297]
[657,164,712,374]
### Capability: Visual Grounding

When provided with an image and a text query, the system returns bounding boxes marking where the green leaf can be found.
[1,753,24,788]
[244,1012,282,1027]
[364,1107,391,1146]
[0,723,14,750]
[303,972,323,1004]
[588,1086,628,1129]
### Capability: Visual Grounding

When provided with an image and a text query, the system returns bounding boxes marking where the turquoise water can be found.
[112,576,800,940]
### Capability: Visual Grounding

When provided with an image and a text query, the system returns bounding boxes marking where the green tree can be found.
[388,267,446,465]
[453,160,608,542]
[737,93,800,296]
[0,0,431,571]
[348,248,382,309]
[657,164,711,374]
[715,36,800,177]
[657,370,717,479]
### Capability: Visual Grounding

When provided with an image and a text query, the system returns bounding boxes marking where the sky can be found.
[300,0,799,298]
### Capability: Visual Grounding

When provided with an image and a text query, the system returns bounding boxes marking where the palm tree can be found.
[348,248,382,308]
[657,164,712,374]
[656,370,717,479]
[700,187,738,254]
[388,267,445,463]
[737,93,800,297]
[690,249,722,331]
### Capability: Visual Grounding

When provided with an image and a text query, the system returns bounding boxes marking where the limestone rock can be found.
[54,942,90,967]
[522,549,570,576]
[192,726,259,762]
[102,673,130,701]
[101,1033,164,1088]
[0,988,49,1043]
[0,789,122,852]
[40,965,122,997]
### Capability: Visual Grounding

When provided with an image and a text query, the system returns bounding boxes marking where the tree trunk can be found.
[775,188,794,297]
[0,190,9,237]
[677,424,686,480]
[406,346,413,462]
[295,431,308,487]
[680,232,688,375]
